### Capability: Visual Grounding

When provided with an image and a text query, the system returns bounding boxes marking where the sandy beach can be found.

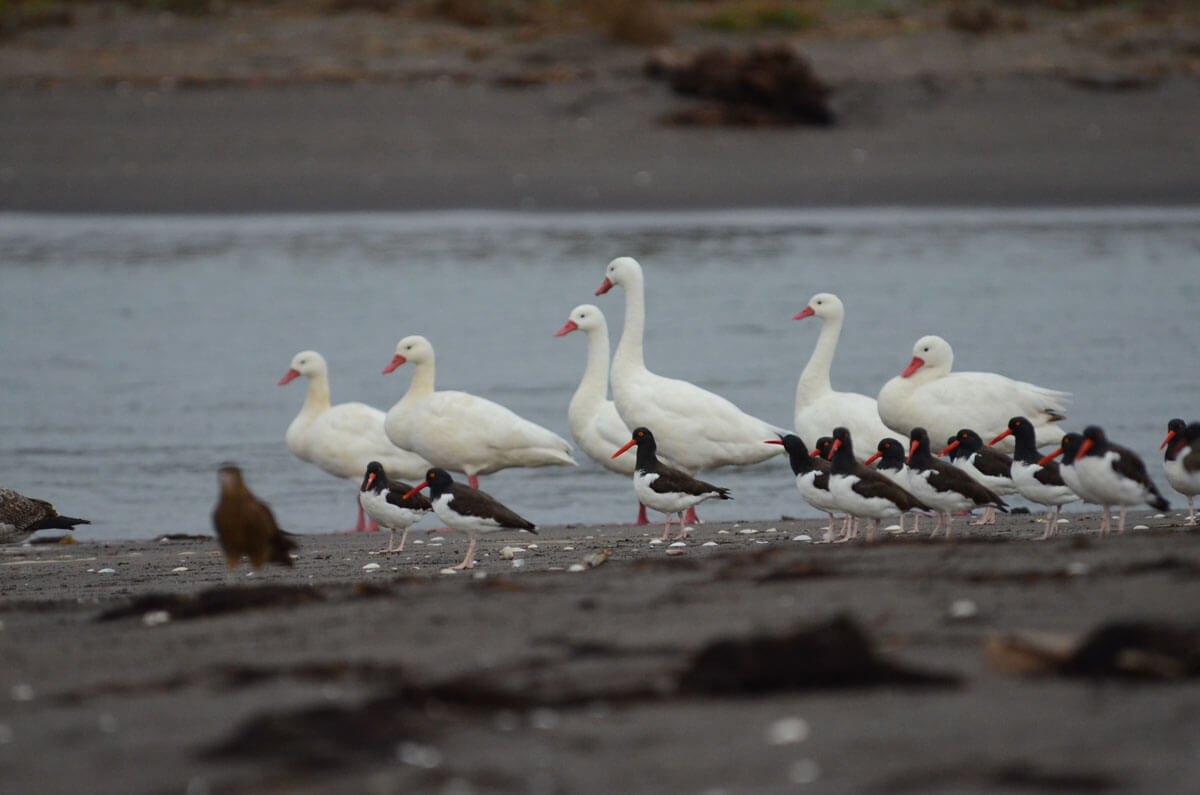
[3,3,1200,793]
[4,510,1200,794]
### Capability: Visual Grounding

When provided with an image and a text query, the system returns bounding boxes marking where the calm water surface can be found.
[2,208,1198,541]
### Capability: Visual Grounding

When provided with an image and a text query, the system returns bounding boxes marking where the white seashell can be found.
[526,544,539,549]
[738,528,758,535]
[717,529,732,535]
[511,558,526,569]
[567,563,586,572]
[439,568,458,575]
[884,524,901,532]
[649,539,664,545]
[792,534,813,542]
[947,599,978,619]
[413,539,424,545]
[702,541,718,547]
[669,541,687,548]
[97,568,116,575]
[1056,518,1069,524]
[665,548,685,556]
[563,546,575,551]
[498,546,523,560]
[142,610,170,627]
[362,562,381,571]
[765,716,810,745]
[1133,524,1149,531]
[171,566,189,573]
[765,527,778,533]
[1154,513,1167,519]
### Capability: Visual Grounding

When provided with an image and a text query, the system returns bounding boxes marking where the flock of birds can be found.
[3,256,1197,572]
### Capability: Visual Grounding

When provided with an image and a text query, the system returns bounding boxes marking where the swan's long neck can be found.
[795,314,840,406]
[570,325,612,417]
[403,358,437,403]
[300,373,332,418]
[612,274,647,377]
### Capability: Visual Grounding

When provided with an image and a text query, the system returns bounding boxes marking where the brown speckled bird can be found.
[212,465,297,571]
[0,487,90,544]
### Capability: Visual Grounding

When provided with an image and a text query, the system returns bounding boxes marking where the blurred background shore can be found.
[2,0,1198,212]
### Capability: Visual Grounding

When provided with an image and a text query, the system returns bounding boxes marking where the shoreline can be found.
[5,510,1200,793]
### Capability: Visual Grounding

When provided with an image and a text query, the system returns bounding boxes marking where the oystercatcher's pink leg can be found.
[342,499,380,533]
[468,474,480,489]
[683,507,699,525]
[450,536,477,570]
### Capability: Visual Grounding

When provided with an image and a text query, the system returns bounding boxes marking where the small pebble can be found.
[665,548,685,556]
[498,546,523,560]
[788,759,822,785]
[765,716,810,745]
[396,741,442,769]
[362,562,381,571]
[11,684,34,702]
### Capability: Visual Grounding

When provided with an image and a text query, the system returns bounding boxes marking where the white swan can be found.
[279,350,430,532]
[876,335,1069,451]
[554,304,650,525]
[382,335,575,488]
[793,292,892,459]
[595,256,784,491]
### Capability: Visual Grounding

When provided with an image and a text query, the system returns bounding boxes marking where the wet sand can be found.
[4,510,1200,794]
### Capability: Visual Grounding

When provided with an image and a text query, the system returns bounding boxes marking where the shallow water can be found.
[2,208,1198,541]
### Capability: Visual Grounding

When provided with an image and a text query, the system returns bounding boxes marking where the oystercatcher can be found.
[767,434,841,543]
[0,488,89,545]
[864,437,921,534]
[906,427,1007,539]
[212,465,297,572]
[827,427,929,543]
[402,467,536,571]
[1072,425,1168,536]
[1161,419,1200,526]
[613,427,731,541]
[989,416,1079,539]
[359,461,433,553]
[939,428,1017,526]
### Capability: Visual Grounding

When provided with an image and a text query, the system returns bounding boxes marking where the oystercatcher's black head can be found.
[361,461,386,493]
[1161,418,1187,452]
[423,467,455,495]
[954,429,985,455]
[1077,425,1110,459]
[768,434,816,476]
[613,426,656,458]
[907,427,937,466]
[828,427,857,473]
[869,437,907,469]
[1060,432,1086,464]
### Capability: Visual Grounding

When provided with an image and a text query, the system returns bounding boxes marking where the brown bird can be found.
[1,487,90,544]
[212,465,297,571]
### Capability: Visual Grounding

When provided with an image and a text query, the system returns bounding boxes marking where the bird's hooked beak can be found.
[988,428,1012,447]
[864,451,882,465]
[1038,447,1063,466]
[554,319,579,337]
[595,277,613,296]
[402,480,428,500]
[792,306,815,320]
[937,440,959,458]
[278,368,300,385]
[612,438,637,458]
[901,356,925,378]
[1161,429,1177,450]
[382,354,407,375]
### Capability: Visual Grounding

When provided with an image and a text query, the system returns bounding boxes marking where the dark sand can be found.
[4,510,1200,794]
[2,5,1199,212]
